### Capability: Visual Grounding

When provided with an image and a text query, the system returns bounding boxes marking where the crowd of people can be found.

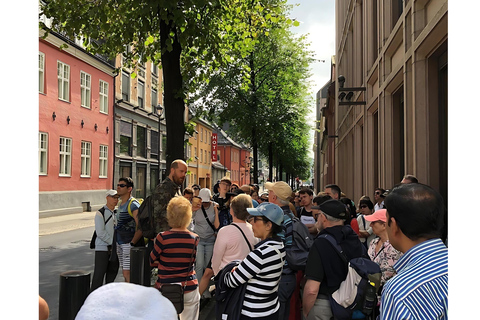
[84,160,448,320]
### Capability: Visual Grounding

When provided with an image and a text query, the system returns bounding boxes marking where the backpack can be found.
[127,197,144,217]
[136,195,156,239]
[320,234,382,320]
[90,207,110,249]
[285,212,314,271]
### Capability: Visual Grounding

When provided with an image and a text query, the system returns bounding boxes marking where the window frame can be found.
[80,141,92,177]
[80,71,92,109]
[57,60,70,102]
[99,145,108,178]
[39,52,45,94]
[59,137,72,176]
[99,80,109,114]
[138,80,145,109]
[39,132,48,175]
[122,71,130,102]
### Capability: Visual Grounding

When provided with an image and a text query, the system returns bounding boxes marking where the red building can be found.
[39,30,115,216]
[216,128,251,187]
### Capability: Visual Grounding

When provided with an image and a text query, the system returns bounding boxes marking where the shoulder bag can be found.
[230,223,253,252]
[160,236,199,314]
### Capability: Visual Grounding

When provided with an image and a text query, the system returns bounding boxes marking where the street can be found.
[39,212,216,319]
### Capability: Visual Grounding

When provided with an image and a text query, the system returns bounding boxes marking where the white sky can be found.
[286,0,336,158]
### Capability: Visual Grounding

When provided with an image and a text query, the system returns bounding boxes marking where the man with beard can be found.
[152,159,188,234]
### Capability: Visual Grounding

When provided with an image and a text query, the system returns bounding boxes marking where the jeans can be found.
[195,239,214,288]
[278,273,296,320]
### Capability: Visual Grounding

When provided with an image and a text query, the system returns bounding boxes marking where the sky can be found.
[285,0,336,158]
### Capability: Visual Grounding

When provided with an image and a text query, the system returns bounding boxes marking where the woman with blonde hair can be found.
[150,196,200,319]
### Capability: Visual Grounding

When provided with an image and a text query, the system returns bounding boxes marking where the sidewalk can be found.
[39,211,96,236]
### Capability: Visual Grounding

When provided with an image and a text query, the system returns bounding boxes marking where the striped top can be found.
[223,237,285,318]
[380,238,448,320]
[149,231,199,293]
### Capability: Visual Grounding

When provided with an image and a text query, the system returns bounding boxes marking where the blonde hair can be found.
[230,194,253,221]
[167,196,192,229]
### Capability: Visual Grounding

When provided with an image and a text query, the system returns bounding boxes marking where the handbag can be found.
[160,236,198,314]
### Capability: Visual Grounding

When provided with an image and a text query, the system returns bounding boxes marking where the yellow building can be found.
[186,118,214,189]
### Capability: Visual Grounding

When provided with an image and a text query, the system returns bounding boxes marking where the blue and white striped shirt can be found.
[380,238,448,320]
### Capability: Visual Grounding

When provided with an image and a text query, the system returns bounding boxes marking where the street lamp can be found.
[156,104,164,180]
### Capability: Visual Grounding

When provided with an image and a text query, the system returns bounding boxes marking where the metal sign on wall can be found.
[211,133,218,161]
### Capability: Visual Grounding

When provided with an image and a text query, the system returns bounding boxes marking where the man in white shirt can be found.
[373,188,386,212]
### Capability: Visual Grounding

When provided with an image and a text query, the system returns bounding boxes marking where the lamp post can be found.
[156,104,164,182]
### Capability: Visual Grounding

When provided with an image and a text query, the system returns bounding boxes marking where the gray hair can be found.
[278,198,290,206]
[322,212,345,223]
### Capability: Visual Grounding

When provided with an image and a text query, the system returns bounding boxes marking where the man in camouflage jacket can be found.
[152,159,188,234]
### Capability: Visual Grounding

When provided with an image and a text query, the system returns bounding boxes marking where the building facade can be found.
[186,118,214,189]
[39,30,115,216]
[318,0,447,203]
[114,48,165,199]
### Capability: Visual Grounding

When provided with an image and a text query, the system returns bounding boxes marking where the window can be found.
[138,80,145,109]
[81,141,92,177]
[205,150,207,164]
[151,130,159,159]
[120,121,132,156]
[59,137,72,176]
[57,61,70,101]
[80,71,91,108]
[200,148,203,163]
[201,128,203,142]
[99,80,109,114]
[99,145,108,178]
[137,126,146,158]
[122,71,130,101]
[151,88,158,108]
[161,135,167,161]
[151,63,158,76]
[208,151,211,164]
[39,52,45,93]
[39,132,48,175]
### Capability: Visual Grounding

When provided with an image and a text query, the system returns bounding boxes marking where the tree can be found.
[40,0,287,170]
[189,21,314,183]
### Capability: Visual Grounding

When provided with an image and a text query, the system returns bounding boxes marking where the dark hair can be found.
[119,177,134,189]
[402,174,418,183]
[359,198,374,211]
[313,195,332,206]
[298,188,314,197]
[325,184,341,197]
[339,198,356,224]
[375,188,386,198]
[183,187,194,195]
[385,183,444,241]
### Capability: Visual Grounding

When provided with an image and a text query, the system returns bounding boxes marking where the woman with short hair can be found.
[150,196,199,319]
[223,203,286,320]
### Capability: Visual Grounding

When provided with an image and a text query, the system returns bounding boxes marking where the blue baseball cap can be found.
[247,202,284,226]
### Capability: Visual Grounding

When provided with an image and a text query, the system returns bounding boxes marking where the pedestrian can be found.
[211,194,258,276]
[400,174,418,184]
[302,199,365,320]
[339,197,360,236]
[192,184,201,196]
[230,183,239,192]
[192,187,218,297]
[223,203,286,320]
[357,198,376,248]
[91,189,120,292]
[115,177,142,283]
[265,181,296,320]
[373,188,386,212]
[213,177,233,229]
[323,184,341,200]
[380,183,447,320]
[258,191,269,204]
[298,188,318,238]
[183,187,194,202]
[364,209,402,314]
[150,196,200,319]
[76,282,177,320]
[152,159,187,235]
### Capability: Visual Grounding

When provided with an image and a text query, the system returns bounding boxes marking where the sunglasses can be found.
[359,205,368,209]
[117,184,128,188]
[375,191,382,195]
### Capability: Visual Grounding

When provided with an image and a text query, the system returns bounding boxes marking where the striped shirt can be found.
[149,231,199,293]
[380,238,448,320]
[223,237,285,318]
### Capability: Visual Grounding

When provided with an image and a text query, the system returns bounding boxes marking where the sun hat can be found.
[364,209,387,222]
[264,181,292,201]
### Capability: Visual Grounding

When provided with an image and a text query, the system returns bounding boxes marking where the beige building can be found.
[316,0,447,204]
[186,118,214,189]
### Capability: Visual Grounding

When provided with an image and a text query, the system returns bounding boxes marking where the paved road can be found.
[39,212,216,319]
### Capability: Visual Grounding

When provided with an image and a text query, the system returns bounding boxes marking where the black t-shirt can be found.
[305,225,365,296]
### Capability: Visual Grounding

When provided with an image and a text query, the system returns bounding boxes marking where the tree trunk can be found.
[252,127,258,184]
[160,17,185,172]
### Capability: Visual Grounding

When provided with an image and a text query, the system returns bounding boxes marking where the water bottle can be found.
[362,281,377,315]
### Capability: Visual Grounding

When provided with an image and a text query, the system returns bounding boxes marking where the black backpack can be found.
[285,212,314,271]
[320,234,381,320]
[137,195,156,239]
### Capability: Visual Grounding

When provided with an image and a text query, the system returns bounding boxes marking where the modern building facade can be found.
[317,0,447,203]
[114,48,165,199]
[39,30,115,216]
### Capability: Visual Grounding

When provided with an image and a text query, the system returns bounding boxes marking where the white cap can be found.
[76,282,177,320]
[198,188,212,202]
[106,189,117,197]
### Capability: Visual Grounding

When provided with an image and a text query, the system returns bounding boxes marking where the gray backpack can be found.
[285,212,314,270]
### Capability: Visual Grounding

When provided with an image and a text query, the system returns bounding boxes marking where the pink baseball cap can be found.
[364,209,387,222]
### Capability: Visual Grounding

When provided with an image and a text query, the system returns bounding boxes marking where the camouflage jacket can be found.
[152,177,182,234]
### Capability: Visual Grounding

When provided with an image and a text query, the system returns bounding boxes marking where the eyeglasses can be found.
[117,184,128,188]
[248,216,265,223]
